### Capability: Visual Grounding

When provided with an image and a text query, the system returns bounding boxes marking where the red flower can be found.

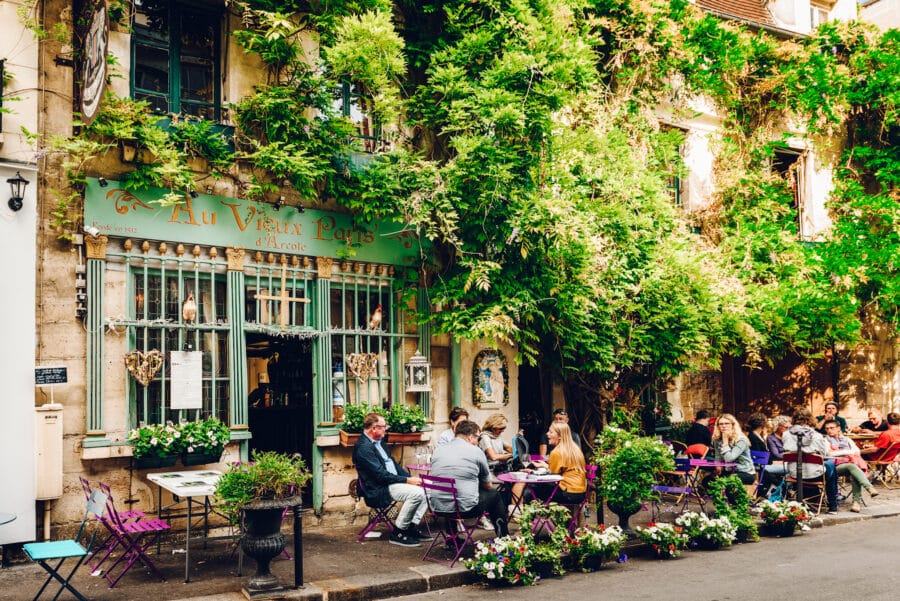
[668,544,675,551]
[503,557,510,564]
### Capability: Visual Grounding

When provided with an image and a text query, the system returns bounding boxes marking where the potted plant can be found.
[180,417,230,465]
[384,403,427,443]
[675,512,736,550]
[567,524,628,572]
[517,501,570,577]
[465,535,537,586]
[215,451,311,594]
[339,404,382,446]
[635,522,689,559]
[708,474,759,542]
[593,425,674,532]
[128,422,181,469]
[757,500,810,537]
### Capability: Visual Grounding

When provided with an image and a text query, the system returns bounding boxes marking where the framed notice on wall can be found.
[170,351,203,409]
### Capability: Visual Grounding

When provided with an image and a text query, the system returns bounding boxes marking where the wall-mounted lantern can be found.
[7,172,30,212]
[405,349,432,393]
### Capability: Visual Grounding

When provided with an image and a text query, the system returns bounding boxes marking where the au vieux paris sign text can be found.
[84,179,420,265]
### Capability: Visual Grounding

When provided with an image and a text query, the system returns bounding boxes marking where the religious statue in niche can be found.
[472,349,509,407]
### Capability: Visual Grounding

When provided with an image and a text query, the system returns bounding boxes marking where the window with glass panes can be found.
[243,257,315,330]
[132,0,220,119]
[334,82,383,152]
[328,263,415,411]
[114,246,230,427]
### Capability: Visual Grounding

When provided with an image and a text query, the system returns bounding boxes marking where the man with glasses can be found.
[823,419,879,512]
[353,413,431,547]
[430,420,509,540]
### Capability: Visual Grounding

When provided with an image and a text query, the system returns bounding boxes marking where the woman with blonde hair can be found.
[712,413,756,484]
[532,422,587,504]
[479,414,513,473]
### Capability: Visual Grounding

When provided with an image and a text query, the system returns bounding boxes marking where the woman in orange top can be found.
[533,422,587,504]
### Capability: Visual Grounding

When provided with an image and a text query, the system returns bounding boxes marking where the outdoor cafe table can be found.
[146,470,221,583]
[496,472,564,516]
[0,512,15,525]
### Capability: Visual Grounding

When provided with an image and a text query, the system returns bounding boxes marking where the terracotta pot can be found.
[339,430,361,447]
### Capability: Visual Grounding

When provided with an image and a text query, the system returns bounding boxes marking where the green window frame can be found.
[335,82,383,152]
[109,244,231,429]
[131,0,221,120]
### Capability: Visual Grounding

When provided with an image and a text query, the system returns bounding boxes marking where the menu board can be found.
[170,351,202,409]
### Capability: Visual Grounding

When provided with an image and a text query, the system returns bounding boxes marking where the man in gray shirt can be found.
[429,420,509,537]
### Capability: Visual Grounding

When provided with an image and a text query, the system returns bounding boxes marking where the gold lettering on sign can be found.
[169,199,201,226]
[221,201,258,232]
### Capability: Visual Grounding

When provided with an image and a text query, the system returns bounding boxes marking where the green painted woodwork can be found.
[84,179,422,266]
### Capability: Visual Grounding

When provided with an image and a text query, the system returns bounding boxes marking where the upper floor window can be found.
[810,5,829,29]
[334,82,386,152]
[132,0,221,120]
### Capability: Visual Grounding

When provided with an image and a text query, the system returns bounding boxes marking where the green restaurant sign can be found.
[84,179,422,265]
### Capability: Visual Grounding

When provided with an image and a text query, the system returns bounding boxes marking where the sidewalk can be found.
[3,484,899,601]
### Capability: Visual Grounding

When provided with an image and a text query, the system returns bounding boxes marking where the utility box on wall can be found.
[35,404,64,500]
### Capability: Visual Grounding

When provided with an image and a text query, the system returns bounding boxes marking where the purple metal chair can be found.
[350,478,398,542]
[78,476,145,572]
[97,482,169,587]
[419,474,487,567]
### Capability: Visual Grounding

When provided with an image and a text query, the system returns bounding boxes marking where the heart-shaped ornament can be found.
[124,349,165,387]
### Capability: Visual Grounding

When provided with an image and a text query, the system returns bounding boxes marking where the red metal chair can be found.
[419,474,487,567]
[867,442,900,489]
[783,452,828,515]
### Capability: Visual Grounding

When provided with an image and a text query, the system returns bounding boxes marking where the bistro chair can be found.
[668,440,688,457]
[24,488,108,601]
[349,477,398,542]
[78,476,146,573]
[419,474,487,567]
[564,464,598,533]
[783,452,827,515]
[867,442,900,489]
[749,450,771,498]
[97,481,170,588]
[652,458,702,518]
[684,444,709,459]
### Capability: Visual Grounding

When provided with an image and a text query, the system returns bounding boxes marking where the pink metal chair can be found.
[419,474,487,567]
[97,482,170,587]
[350,478,398,542]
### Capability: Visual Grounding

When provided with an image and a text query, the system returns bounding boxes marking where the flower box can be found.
[181,451,223,466]
[339,430,361,447]
[134,454,179,470]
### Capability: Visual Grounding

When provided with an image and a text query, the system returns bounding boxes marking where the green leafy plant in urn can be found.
[215,451,311,595]
[593,424,674,533]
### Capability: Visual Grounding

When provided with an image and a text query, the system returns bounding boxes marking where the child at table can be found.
[530,422,587,504]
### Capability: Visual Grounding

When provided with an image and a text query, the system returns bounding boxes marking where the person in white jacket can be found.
[782,408,839,514]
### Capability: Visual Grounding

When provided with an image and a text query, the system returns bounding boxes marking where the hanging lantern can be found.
[405,349,432,393]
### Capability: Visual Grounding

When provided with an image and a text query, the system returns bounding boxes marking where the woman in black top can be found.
[746,412,769,455]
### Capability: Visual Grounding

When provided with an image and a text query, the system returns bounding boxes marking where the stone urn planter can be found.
[241,495,303,595]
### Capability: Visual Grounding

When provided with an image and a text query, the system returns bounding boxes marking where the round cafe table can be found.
[0,512,16,525]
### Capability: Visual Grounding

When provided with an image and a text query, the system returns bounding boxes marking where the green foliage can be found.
[215,451,311,524]
[707,475,758,542]
[128,422,182,458]
[340,403,383,433]
[180,418,231,454]
[385,403,426,433]
[593,427,674,515]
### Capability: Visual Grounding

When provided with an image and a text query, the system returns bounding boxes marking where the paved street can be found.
[389,516,900,601]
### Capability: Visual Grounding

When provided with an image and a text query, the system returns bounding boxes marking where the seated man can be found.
[783,408,839,514]
[823,419,878,513]
[352,412,431,547]
[814,401,847,434]
[429,420,509,539]
[538,409,581,455]
[686,410,713,448]
[852,408,889,434]
[438,406,469,446]
[859,411,900,458]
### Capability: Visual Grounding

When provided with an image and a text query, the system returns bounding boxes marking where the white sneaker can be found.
[479,516,494,531]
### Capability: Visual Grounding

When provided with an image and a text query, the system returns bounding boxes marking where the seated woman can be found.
[531,422,587,505]
[479,413,514,473]
[712,413,757,485]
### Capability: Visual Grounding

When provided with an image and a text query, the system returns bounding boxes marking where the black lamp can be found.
[7,171,29,212]
[274,196,284,211]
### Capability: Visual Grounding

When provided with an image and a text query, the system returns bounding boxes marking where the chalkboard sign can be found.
[35,366,68,386]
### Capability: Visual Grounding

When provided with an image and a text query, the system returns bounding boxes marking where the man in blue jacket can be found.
[353,412,431,547]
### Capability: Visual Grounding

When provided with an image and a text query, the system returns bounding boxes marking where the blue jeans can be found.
[824,460,838,511]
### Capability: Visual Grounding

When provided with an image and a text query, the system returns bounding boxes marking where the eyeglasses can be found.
[718,422,732,427]
[494,427,506,433]
[372,424,388,430]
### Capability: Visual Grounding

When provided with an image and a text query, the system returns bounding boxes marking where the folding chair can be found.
[98,481,169,587]
[349,478,398,542]
[749,450,770,498]
[565,465,598,533]
[784,452,827,515]
[684,444,709,459]
[78,476,144,572]
[668,440,688,457]
[24,488,108,601]
[867,442,900,489]
[419,474,486,567]
[652,458,702,519]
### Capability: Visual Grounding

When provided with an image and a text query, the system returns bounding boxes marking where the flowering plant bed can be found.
[566,524,628,571]
[465,535,536,585]
[675,512,736,549]
[129,422,182,459]
[635,522,689,559]
[758,500,809,536]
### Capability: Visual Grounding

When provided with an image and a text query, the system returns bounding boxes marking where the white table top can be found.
[497,472,563,483]
[147,470,222,497]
